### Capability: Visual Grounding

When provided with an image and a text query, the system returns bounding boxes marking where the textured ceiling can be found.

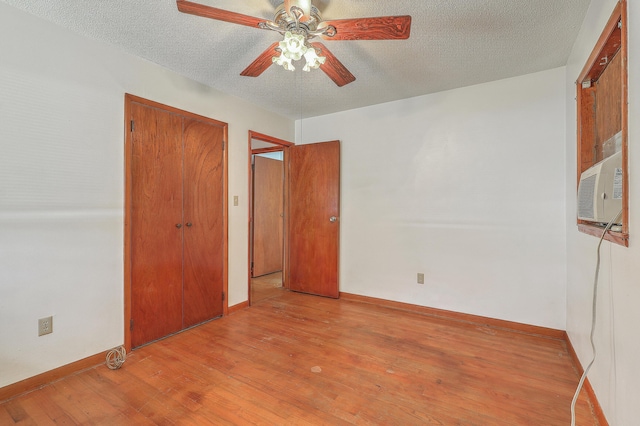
[1,0,591,119]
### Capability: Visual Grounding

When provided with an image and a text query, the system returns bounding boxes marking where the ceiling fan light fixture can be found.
[273,32,327,72]
[273,53,295,71]
[279,31,307,61]
[303,47,325,72]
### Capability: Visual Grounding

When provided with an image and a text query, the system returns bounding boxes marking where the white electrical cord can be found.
[106,346,127,370]
[570,210,622,426]
[607,242,619,425]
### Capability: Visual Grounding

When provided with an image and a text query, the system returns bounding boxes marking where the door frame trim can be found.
[248,131,294,305]
[124,94,229,352]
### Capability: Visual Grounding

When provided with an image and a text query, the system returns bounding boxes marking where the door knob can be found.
[329,216,338,223]
[186,222,192,227]
[176,223,182,228]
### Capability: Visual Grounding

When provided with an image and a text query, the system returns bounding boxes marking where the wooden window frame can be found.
[576,0,628,246]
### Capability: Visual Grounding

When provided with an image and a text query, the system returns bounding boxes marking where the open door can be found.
[288,141,340,298]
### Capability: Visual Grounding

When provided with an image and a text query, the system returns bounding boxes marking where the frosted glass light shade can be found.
[279,31,307,61]
[273,30,326,73]
[303,48,326,72]
[273,54,295,71]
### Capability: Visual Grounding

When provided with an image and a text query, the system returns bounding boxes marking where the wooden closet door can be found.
[252,155,284,277]
[182,118,225,327]
[130,103,184,348]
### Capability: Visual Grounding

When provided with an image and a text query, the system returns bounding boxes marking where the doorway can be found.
[248,131,341,305]
[248,132,293,304]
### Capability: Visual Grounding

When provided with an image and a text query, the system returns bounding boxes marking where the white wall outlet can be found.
[233,196,239,206]
[38,316,53,336]
[417,273,425,284]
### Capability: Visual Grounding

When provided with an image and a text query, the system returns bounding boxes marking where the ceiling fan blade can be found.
[177,0,265,29]
[240,42,280,77]
[321,16,412,40]
[311,42,356,87]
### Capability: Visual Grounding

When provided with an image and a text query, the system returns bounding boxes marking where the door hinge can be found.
[221,291,225,301]
[129,318,134,331]
[130,120,134,132]
[222,141,225,151]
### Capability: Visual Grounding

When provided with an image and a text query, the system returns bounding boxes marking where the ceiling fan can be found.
[176,0,411,87]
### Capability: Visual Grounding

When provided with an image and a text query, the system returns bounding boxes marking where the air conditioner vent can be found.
[578,174,597,219]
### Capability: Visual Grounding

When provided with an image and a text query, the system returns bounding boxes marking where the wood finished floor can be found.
[251,272,284,304]
[1,291,599,425]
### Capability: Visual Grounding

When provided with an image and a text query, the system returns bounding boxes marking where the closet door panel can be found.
[252,156,284,277]
[130,103,184,348]
[182,118,225,327]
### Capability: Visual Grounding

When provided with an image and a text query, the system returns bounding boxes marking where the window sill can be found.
[578,223,629,247]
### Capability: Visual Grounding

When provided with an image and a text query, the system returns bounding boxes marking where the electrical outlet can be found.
[417,273,425,284]
[38,316,53,336]
[233,196,239,206]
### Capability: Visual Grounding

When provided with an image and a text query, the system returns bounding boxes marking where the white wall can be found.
[566,0,640,424]
[0,3,293,388]
[298,67,567,329]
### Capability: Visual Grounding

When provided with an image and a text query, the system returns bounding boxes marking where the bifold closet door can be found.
[130,103,184,348]
[182,118,224,327]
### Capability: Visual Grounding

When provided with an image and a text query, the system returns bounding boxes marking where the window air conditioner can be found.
[577,150,622,224]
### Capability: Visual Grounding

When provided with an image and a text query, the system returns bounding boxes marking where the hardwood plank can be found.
[341,292,566,339]
[227,300,249,315]
[0,351,105,402]
[0,406,15,425]
[564,332,609,426]
[251,271,284,303]
[73,369,156,424]
[0,291,601,425]
[17,387,80,425]
[207,300,570,424]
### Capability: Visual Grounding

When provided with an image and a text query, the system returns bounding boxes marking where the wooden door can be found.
[128,96,227,349]
[130,103,184,348]
[252,155,284,277]
[288,141,340,298]
[182,118,225,327]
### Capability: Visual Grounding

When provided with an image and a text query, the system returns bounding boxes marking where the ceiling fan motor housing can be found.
[284,0,311,19]
[272,3,329,38]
